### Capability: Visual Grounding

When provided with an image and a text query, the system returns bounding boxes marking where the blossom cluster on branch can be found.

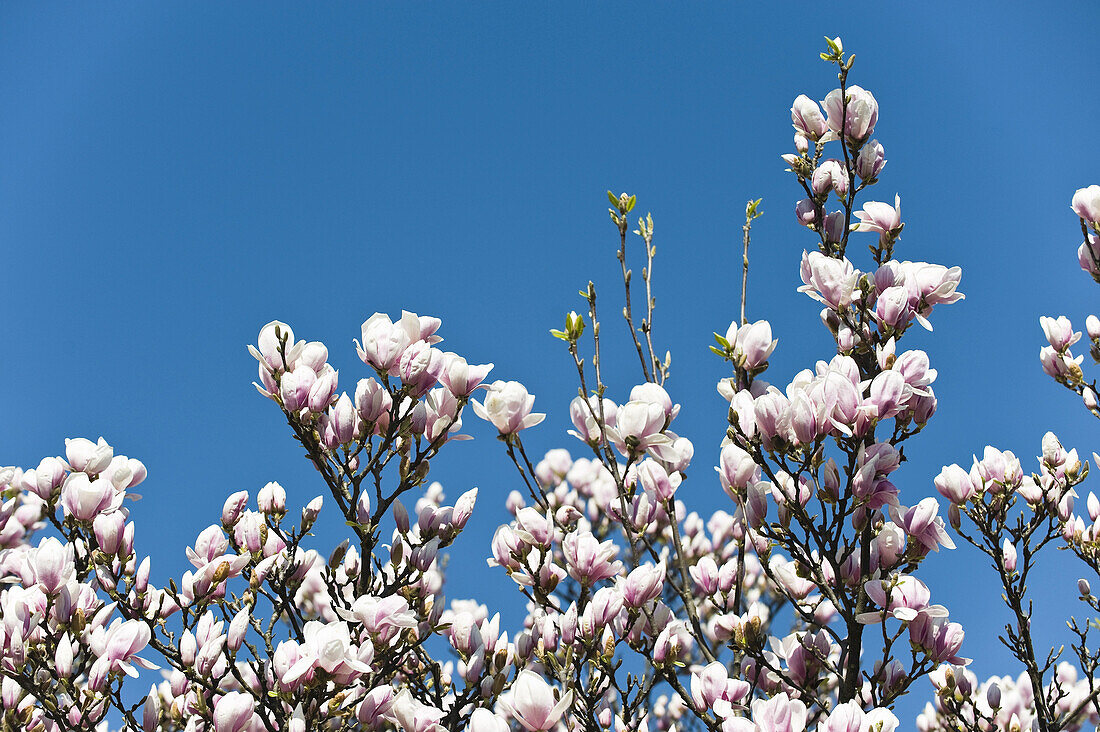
[0,36,1097,732]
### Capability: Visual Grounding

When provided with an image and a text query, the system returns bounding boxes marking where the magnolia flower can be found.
[65,437,114,475]
[653,620,694,665]
[93,619,159,678]
[439,353,494,397]
[568,394,617,444]
[468,708,510,732]
[1080,234,1100,280]
[799,250,861,311]
[725,319,777,369]
[252,320,302,373]
[854,195,902,240]
[751,691,808,732]
[820,701,864,732]
[822,84,879,143]
[563,531,622,584]
[856,139,886,180]
[719,443,759,496]
[1002,539,1018,573]
[356,311,440,373]
[691,661,750,717]
[387,690,445,732]
[336,594,418,643]
[858,574,948,625]
[213,692,256,732]
[280,621,372,685]
[606,400,677,459]
[499,670,574,732]
[891,498,956,553]
[1072,184,1100,224]
[398,340,446,396]
[790,94,828,140]
[909,614,967,664]
[32,537,74,595]
[812,159,849,198]
[61,473,119,521]
[1039,315,1081,352]
[619,561,665,608]
[629,382,680,422]
[863,708,900,732]
[472,380,545,434]
[636,459,680,502]
[934,464,976,504]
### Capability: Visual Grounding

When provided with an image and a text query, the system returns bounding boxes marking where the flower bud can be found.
[331,393,359,444]
[812,159,849,198]
[228,609,249,652]
[93,512,126,555]
[307,367,338,413]
[221,491,249,527]
[791,94,828,140]
[856,139,886,180]
[986,683,1002,709]
[1071,185,1100,225]
[301,496,323,532]
[32,457,66,499]
[142,685,161,732]
[1002,539,1017,573]
[934,464,976,504]
[795,198,817,226]
[823,211,846,244]
[1087,315,1100,341]
[257,482,286,515]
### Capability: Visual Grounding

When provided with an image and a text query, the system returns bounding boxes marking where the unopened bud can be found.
[986,683,1001,709]
[221,491,248,527]
[948,503,962,531]
[211,561,232,586]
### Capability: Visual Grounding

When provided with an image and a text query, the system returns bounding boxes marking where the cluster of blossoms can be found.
[917,181,1100,731]
[917,663,1100,732]
[0,37,1097,732]
[1037,185,1100,419]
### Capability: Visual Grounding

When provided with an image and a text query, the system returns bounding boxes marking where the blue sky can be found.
[2,2,1098,724]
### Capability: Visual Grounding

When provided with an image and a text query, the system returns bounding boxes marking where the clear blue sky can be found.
[2,2,1097,724]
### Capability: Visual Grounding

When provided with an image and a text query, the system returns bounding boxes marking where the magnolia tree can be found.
[1,37,1098,732]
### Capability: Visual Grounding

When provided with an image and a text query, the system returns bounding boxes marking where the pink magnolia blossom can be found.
[799,250,861,311]
[790,94,828,140]
[853,195,902,240]
[822,84,878,143]
[691,661,750,717]
[499,670,574,732]
[213,692,256,732]
[1040,315,1081,352]
[439,353,494,397]
[607,399,677,459]
[472,380,545,434]
[934,464,977,504]
[751,691,808,732]
[856,139,886,180]
[1071,185,1100,224]
[726,320,778,369]
[891,498,956,553]
[858,574,948,624]
[563,531,622,584]
[280,621,372,685]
